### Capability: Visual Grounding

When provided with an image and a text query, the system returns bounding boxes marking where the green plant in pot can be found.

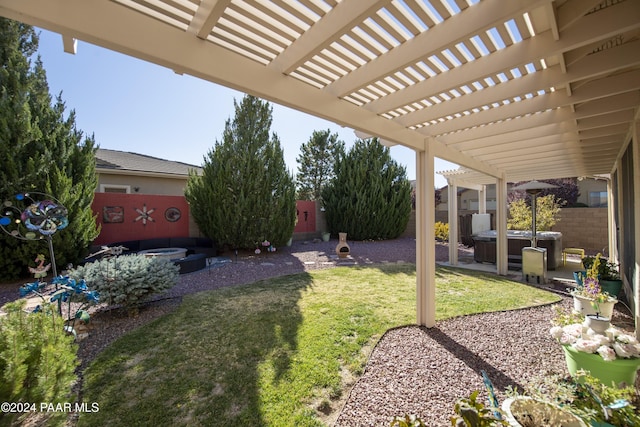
[550,306,640,387]
[570,254,617,318]
[582,254,622,297]
[515,371,640,427]
[501,395,588,427]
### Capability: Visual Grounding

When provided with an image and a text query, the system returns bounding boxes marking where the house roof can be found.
[1,0,639,186]
[95,148,201,177]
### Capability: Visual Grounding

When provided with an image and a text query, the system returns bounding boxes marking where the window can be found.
[99,184,130,193]
[589,191,607,207]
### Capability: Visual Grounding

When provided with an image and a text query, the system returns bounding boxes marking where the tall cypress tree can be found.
[185,95,296,250]
[0,18,99,280]
[322,138,411,240]
[295,129,344,201]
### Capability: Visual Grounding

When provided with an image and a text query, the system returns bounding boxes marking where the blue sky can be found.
[35,28,457,188]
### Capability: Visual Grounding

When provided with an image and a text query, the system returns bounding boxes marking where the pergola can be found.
[1,0,638,332]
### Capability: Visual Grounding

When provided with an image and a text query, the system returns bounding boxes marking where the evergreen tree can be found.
[0,18,99,280]
[322,138,411,240]
[185,95,296,250]
[295,129,344,201]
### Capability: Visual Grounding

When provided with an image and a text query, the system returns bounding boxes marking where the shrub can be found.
[322,137,411,240]
[582,255,620,281]
[435,222,449,242]
[507,194,562,231]
[185,95,296,250]
[69,255,179,312]
[0,300,78,425]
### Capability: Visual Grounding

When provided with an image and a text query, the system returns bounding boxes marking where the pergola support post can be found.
[448,179,458,265]
[607,178,616,262]
[416,147,436,327]
[632,121,640,340]
[478,185,487,214]
[496,174,509,275]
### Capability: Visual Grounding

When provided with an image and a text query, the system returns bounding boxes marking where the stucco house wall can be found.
[439,178,608,210]
[97,173,190,196]
[94,149,202,242]
[93,148,321,244]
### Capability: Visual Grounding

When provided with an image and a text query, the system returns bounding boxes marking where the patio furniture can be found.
[562,247,585,266]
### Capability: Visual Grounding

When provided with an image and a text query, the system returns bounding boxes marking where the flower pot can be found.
[501,397,587,427]
[321,232,330,242]
[562,345,640,387]
[584,315,610,335]
[573,270,586,286]
[599,279,622,298]
[572,294,616,318]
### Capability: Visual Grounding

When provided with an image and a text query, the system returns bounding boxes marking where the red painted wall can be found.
[294,200,316,233]
[92,196,315,245]
[92,193,189,245]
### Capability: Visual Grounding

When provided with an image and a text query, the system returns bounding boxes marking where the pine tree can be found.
[185,95,296,250]
[322,138,411,240]
[0,18,99,280]
[295,129,344,201]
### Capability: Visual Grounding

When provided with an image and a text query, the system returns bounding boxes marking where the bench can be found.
[562,247,585,266]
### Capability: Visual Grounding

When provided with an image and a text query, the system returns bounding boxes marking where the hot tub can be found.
[137,247,187,260]
[472,230,562,270]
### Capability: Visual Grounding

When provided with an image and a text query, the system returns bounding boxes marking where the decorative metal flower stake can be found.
[0,192,69,281]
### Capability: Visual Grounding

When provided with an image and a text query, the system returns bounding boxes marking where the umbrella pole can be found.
[531,193,537,248]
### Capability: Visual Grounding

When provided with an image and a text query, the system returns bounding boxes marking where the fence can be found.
[403,208,608,254]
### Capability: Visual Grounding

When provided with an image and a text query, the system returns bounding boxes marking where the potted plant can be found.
[582,255,622,297]
[550,307,640,387]
[570,254,617,318]
[501,396,588,427]
[514,371,640,427]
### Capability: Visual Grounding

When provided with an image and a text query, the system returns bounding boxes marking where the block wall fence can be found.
[92,195,607,254]
[424,207,608,254]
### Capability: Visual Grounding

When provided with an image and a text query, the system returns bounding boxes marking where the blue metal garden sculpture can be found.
[0,192,69,278]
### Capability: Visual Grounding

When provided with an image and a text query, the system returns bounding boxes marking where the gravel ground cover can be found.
[1,237,635,426]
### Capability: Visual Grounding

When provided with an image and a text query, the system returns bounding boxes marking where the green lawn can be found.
[78,264,560,427]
